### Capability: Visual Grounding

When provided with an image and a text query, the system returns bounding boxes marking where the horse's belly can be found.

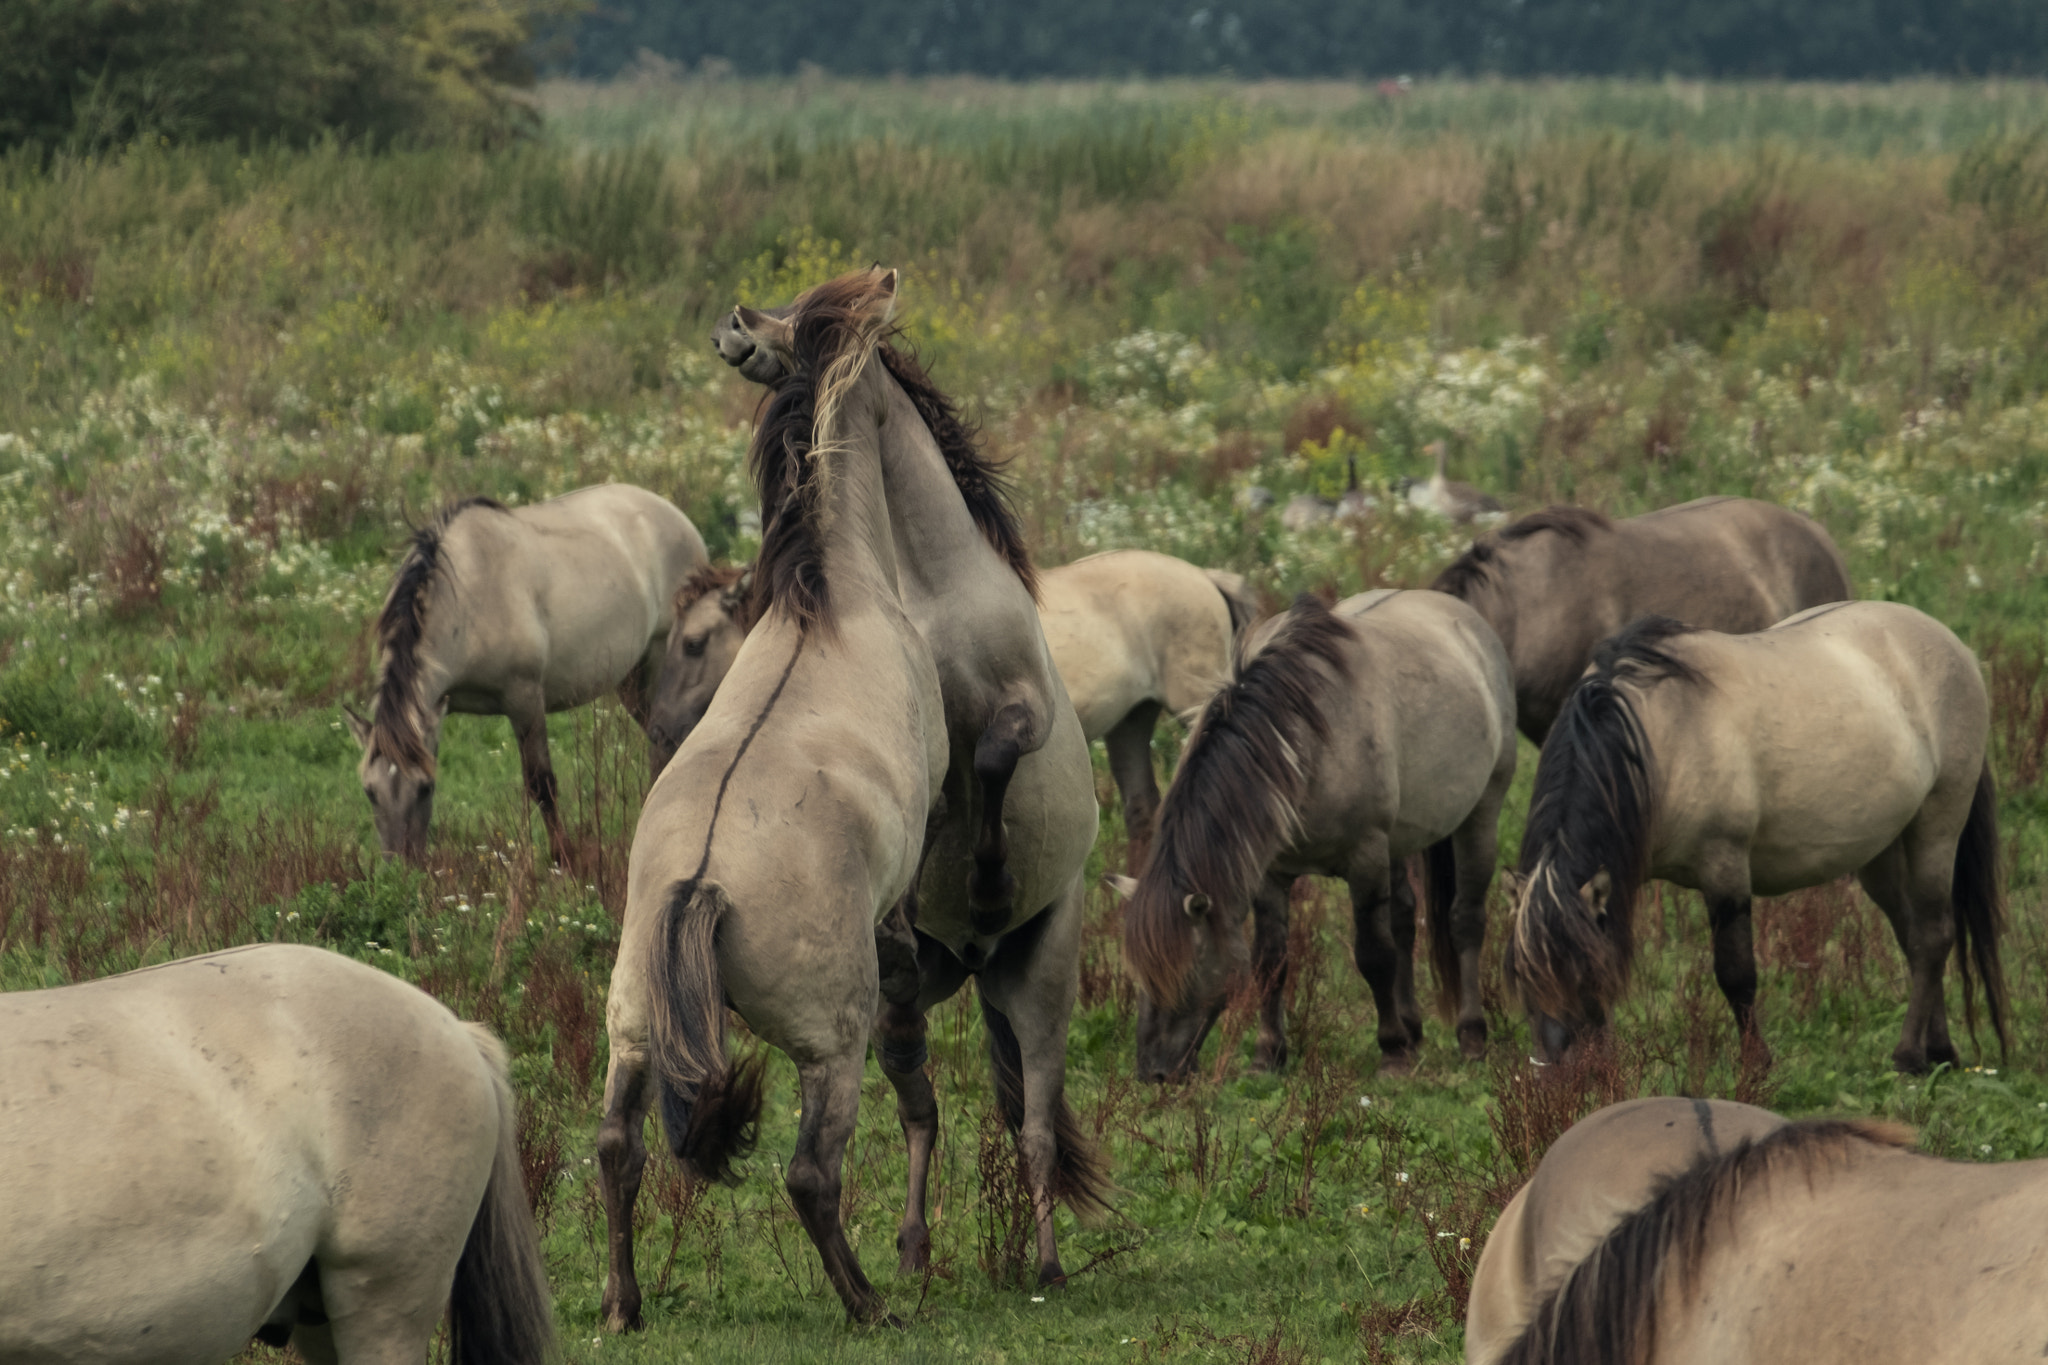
[1746,786,1926,894]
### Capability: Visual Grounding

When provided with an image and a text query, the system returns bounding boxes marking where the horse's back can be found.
[0,946,502,1365]
[1036,550,1235,734]
[1619,496,1850,625]
[1306,590,1515,857]
[1466,1097,1787,1365]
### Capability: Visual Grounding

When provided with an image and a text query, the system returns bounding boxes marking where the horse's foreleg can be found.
[1705,890,1770,1065]
[510,698,568,867]
[788,1055,893,1323]
[597,1049,654,1332]
[1349,845,1418,1071]
[873,1008,939,1274]
[1102,701,1164,871]
[1250,873,1292,1072]
[967,701,1043,934]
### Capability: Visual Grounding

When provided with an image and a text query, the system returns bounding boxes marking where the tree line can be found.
[567,0,2048,81]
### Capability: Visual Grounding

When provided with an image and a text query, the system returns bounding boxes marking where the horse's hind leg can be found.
[968,701,1045,934]
[1103,701,1164,870]
[597,1045,654,1331]
[788,1052,893,1322]
[1448,789,1507,1059]
[1860,836,1961,1073]
[1251,873,1293,1072]
[979,884,1105,1289]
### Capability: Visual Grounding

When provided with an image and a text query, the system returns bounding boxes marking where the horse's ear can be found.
[874,267,898,312]
[1101,873,1138,900]
[733,304,794,355]
[1580,868,1613,919]
[1183,892,1211,919]
[721,565,755,616]
[341,703,372,749]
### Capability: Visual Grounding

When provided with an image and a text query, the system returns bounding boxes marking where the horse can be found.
[1112,589,1517,1081]
[1479,1099,2048,1365]
[0,944,552,1365]
[1431,496,1851,743]
[1465,1097,1787,1364]
[598,269,1105,1330]
[1503,603,2006,1074]
[645,548,1259,862]
[343,483,707,863]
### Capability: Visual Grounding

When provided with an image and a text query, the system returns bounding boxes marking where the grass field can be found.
[4,77,2048,1363]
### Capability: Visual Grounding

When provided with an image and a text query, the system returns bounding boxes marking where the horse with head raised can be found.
[645,546,1259,865]
[600,268,1104,1329]
[344,482,706,862]
[1431,496,1850,743]
[1114,589,1517,1080]
[1476,1097,2048,1365]
[1,944,553,1365]
[1504,603,2005,1073]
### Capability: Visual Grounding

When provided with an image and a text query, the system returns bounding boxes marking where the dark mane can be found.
[371,496,505,773]
[1122,595,1356,1007]
[1498,1117,1916,1365]
[1432,505,1613,600]
[876,341,1038,600]
[745,273,895,634]
[1506,616,1702,1021]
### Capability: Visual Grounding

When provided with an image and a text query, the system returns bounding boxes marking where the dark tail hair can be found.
[981,991,1113,1220]
[1496,1118,1912,1365]
[449,1027,557,1365]
[1420,838,1461,1022]
[647,879,766,1186]
[1205,569,1260,643]
[1952,763,2009,1057]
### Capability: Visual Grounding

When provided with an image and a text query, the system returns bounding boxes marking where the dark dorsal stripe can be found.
[370,496,506,774]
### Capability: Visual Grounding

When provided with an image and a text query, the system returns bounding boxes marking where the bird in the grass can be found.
[1335,452,1378,519]
[1402,440,1503,523]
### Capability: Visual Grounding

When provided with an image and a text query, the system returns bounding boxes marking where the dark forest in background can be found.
[567,0,2048,81]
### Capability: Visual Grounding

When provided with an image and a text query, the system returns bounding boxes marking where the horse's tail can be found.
[1204,569,1260,645]
[647,878,766,1185]
[1952,762,2009,1057]
[449,1025,556,1365]
[1420,837,1462,1022]
[982,990,1113,1221]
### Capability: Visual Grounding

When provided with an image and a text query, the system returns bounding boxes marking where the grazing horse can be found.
[344,483,707,861]
[599,269,1105,1330]
[1504,604,2005,1073]
[1431,497,1850,743]
[1480,1099,2048,1365]
[1114,590,1516,1080]
[645,548,1259,862]
[0,944,552,1365]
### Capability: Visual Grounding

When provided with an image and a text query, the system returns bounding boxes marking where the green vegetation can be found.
[2,79,2047,1363]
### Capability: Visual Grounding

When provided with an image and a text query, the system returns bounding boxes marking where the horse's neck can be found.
[816,372,905,601]
[871,377,1005,598]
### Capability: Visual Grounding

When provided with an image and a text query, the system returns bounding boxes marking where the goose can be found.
[1404,440,1503,523]
[1334,452,1378,519]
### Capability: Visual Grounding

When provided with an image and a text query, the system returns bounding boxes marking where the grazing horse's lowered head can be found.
[343,699,440,861]
[646,564,753,775]
[1115,596,1357,1081]
[1504,616,1703,1060]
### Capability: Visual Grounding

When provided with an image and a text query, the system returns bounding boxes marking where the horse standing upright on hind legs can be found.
[1505,603,2007,1074]
[1431,497,1851,743]
[344,483,707,864]
[597,268,1106,1331]
[1113,589,1517,1081]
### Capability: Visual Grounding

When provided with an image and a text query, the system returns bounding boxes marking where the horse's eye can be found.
[363,787,377,806]
[419,782,435,800]
[683,634,708,658]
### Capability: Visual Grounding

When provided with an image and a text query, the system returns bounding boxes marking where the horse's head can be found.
[1109,872,1251,1083]
[1503,865,1618,1063]
[342,701,442,862]
[647,566,752,776]
[711,302,797,384]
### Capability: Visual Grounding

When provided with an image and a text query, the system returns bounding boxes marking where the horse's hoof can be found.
[1036,1261,1068,1288]
[1891,1046,1930,1076]
[1457,1021,1488,1061]
[1253,1046,1289,1074]
[601,1304,642,1334]
[1378,1046,1417,1075]
[897,1228,932,1275]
